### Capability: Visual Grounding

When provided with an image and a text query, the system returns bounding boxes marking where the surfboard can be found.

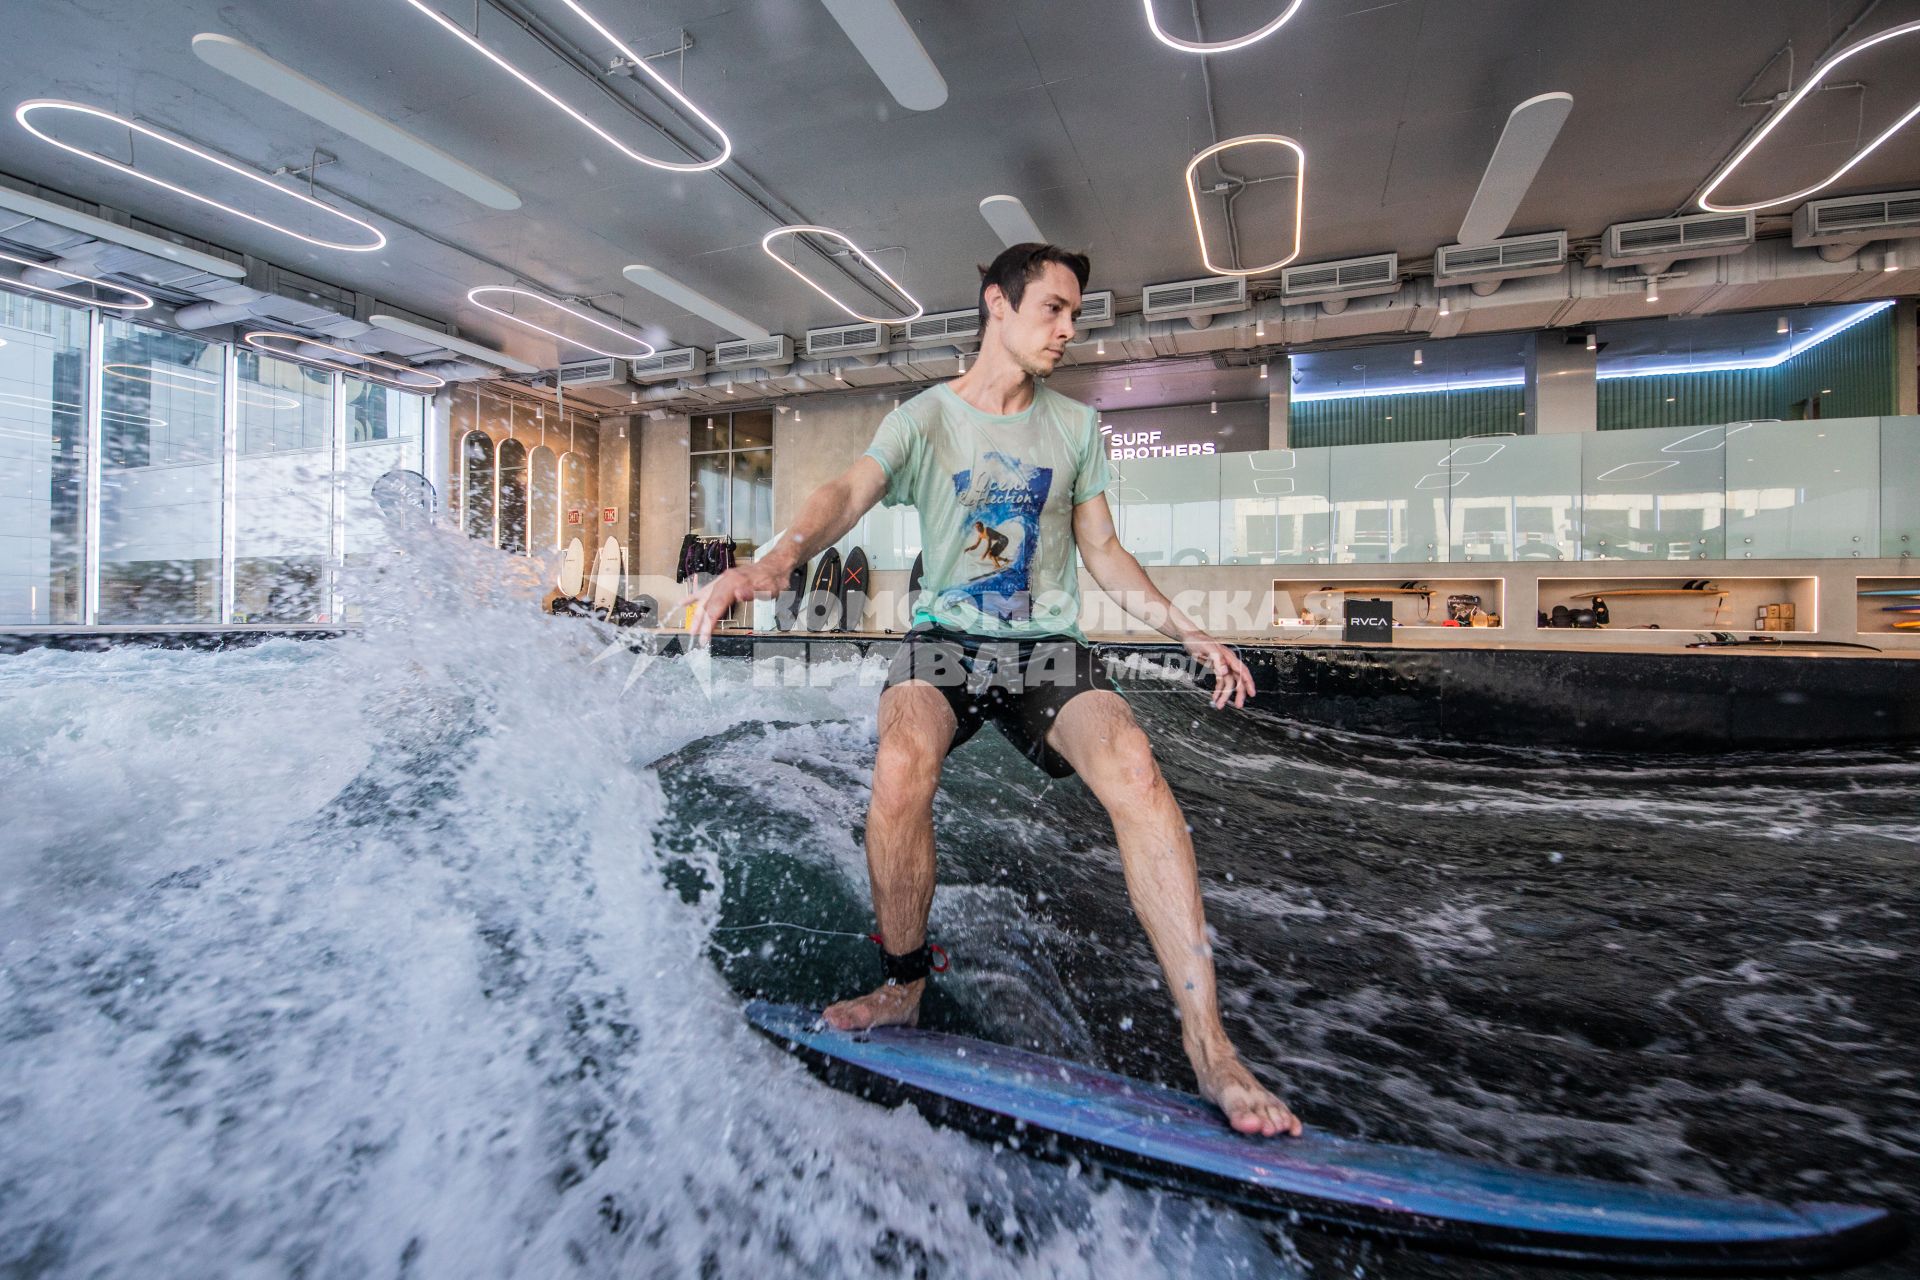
[590,537,620,615]
[908,551,925,600]
[775,560,809,632]
[840,546,869,633]
[1856,589,1920,597]
[745,1002,1901,1272]
[1879,605,1920,613]
[804,547,843,631]
[558,537,586,598]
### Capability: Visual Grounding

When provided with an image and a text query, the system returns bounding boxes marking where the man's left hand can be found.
[1182,636,1255,710]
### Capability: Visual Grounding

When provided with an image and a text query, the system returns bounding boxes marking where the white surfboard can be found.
[590,536,621,614]
[558,537,586,598]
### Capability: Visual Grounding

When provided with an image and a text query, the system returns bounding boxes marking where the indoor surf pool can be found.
[2,537,1916,1279]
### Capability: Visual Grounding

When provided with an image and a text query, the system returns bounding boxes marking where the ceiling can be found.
[1,0,1918,385]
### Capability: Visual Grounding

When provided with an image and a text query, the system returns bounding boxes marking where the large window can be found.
[690,409,773,558]
[233,351,332,622]
[0,292,88,624]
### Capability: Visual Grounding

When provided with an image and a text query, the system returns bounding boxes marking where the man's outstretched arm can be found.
[1072,493,1254,709]
[677,456,889,643]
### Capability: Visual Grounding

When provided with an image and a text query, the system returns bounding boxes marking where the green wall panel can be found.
[1776,308,1897,419]
[1596,369,1777,431]
[1289,386,1523,448]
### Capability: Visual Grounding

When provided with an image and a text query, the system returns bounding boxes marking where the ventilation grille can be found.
[804,322,888,357]
[904,308,981,346]
[1807,190,1920,236]
[630,347,705,380]
[1077,290,1115,329]
[1604,212,1752,262]
[713,335,794,368]
[1435,232,1568,281]
[1281,253,1399,300]
[557,358,624,386]
[1141,275,1247,317]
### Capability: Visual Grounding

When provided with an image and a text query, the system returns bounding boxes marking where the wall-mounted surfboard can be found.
[1880,605,1920,613]
[590,537,620,615]
[745,1003,1902,1272]
[558,537,586,598]
[805,547,843,631]
[775,560,810,631]
[908,551,925,600]
[840,546,869,633]
[1857,589,1920,597]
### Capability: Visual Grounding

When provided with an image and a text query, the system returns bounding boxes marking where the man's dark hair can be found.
[977,243,1091,331]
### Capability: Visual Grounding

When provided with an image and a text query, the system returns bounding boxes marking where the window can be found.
[0,292,88,624]
[233,350,332,622]
[689,409,773,559]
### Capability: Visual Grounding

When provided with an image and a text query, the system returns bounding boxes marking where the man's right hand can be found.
[676,560,793,645]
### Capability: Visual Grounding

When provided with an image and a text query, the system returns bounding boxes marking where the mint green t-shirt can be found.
[863,381,1112,639]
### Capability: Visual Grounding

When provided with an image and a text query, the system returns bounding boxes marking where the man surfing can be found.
[682,244,1299,1139]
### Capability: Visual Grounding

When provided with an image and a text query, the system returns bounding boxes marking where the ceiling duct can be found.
[1793,189,1920,261]
[1594,211,1753,272]
[558,358,632,389]
[904,306,981,348]
[1141,275,1247,325]
[804,322,889,358]
[630,347,708,382]
[1280,253,1401,306]
[1076,289,1116,330]
[1435,232,1568,294]
[714,334,795,369]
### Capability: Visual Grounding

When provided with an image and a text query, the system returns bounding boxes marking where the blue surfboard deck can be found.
[745,1002,1901,1272]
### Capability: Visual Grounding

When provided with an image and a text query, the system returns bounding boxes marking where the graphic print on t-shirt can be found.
[942,450,1051,622]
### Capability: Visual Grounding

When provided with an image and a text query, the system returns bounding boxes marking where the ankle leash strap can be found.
[869,934,949,985]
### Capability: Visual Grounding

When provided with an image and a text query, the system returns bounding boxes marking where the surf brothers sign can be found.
[1100,399,1261,460]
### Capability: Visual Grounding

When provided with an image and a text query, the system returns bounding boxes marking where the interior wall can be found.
[636,413,690,581]
[771,395,891,546]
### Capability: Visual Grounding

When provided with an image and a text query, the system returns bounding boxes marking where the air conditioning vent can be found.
[713,334,795,369]
[1434,232,1568,284]
[630,347,707,382]
[1281,252,1400,302]
[1794,188,1920,246]
[904,307,981,347]
[557,357,629,388]
[1597,212,1753,267]
[1077,289,1116,330]
[1141,274,1247,319]
[804,322,889,357]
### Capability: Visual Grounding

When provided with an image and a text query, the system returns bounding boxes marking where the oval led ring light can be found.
[394,0,731,173]
[14,100,387,252]
[465,287,657,360]
[244,331,446,392]
[760,225,924,324]
[1698,18,1920,213]
[1144,0,1305,53]
[0,249,154,312]
[1184,135,1306,276]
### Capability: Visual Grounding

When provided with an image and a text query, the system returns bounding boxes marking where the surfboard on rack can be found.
[775,560,809,632]
[744,1002,1902,1273]
[558,537,586,598]
[804,547,843,631]
[590,537,620,615]
[839,546,868,633]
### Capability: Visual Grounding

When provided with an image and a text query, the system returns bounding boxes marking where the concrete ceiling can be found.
[1,0,1918,377]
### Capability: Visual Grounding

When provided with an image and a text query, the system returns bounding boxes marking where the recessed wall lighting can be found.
[1697,18,1920,213]
[466,286,656,360]
[244,330,445,391]
[761,225,924,324]
[14,99,386,252]
[0,248,154,312]
[1142,0,1305,54]
[1183,134,1306,275]
[392,0,732,171]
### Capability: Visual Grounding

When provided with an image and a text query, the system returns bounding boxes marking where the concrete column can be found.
[1266,355,1291,449]
[636,413,688,580]
[1524,332,1598,435]
[597,415,642,577]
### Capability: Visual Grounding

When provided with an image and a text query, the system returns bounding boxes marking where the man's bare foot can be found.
[1191,1041,1302,1138]
[822,979,924,1031]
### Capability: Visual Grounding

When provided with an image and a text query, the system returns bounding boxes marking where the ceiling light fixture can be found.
[1586,332,1598,351]
[818,0,948,111]
[243,330,445,391]
[978,194,1045,247]
[367,313,540,374]
[1142,0,1305,54]
[1646,278,1660,303]
[1697,18,1920,212]
[1095,337,1106,356]
[761,225,924,324]
[1438,293,1451,317]
[1456,92,1575,246]
[14,99,386,252]
[1777,316,1791,335]
[0,248,154,312]
[621,264,770,341]
[1124,374,1133,391]
[1259,362,1268,379]
[833,364,843,382]
[190,33,520,210]
[1413,347,1424,366]
[1184,135,1306,275]
[392,0,732,171]
[0,184,245,279]
[466,286,656,360]
[1884,244,1902,273]
[1210,400,1218,414]
[956,351,967,373]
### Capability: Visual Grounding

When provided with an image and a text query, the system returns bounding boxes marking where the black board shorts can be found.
[882,624,1118,778]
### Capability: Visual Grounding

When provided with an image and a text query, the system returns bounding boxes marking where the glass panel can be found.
[497,437,528,554]
[1580,422,1727,560]
[343,380,425,560]
[461,430,495,540]
[1881,416,1920,559]
[1726,417,1879,560]
[690,452,728,534]
[691,414,728,453]
[232,351,331,622]
[730,447,773,558]
[99,318,223,623]
[731,409,773,449]
[0,291,88,623]
[1445,434,1578,563]
[1328,439,1447,564]
[1111,453,1220,565]
[527,445,559,552]
[1219,448,1330,564]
